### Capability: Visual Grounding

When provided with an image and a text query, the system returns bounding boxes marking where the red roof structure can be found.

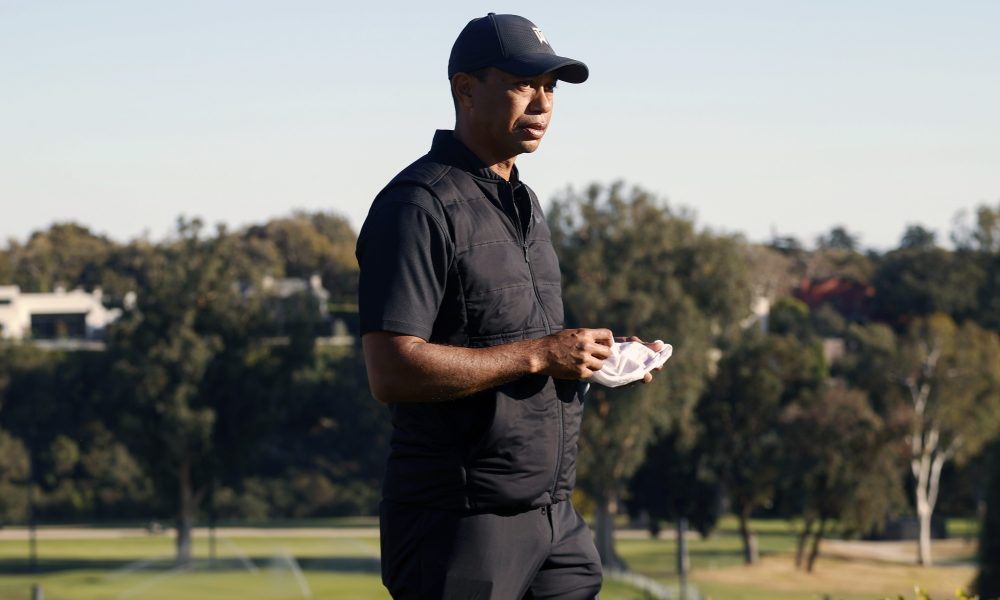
[793,277,875,321]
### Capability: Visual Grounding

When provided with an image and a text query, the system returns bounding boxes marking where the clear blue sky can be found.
[2,1,998,250]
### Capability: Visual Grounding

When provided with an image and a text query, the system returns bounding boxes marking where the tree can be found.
[766,228,875,286]
[5,222,115,292]
[0,246,12,285]
[0,430,30,525]
[779,384,904,572]
[742,243,798,303]
[75,422,153,519]
[576,383,668,568]
[948,204,1000,333]
[291,347,388,514]
[892,314,1000,565]
[107,218,267,564]
[305,211,361,306]
[899,225,937,250]
[243,211,359,306]
[768,297,812,340]
[817,226,860,252]
[0,341,155,524]
[106,216,355,561]
[975,441,1000,598]
[226,346,389,518]
[0,345,72,520]
[837,322,899,406]
[805,226,876,284]
[952,203,1000,254]
[974,253,1000,333]
[768,234,804,256]
[549,182,754,568]
[872,247,984,325]
[627,426,721,539]
[955,204,1000,333]
[698,329,826,564]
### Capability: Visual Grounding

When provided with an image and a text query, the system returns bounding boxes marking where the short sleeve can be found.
[356,188,453,340]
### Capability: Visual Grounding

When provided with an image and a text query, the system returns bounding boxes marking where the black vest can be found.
[362,131,583,511]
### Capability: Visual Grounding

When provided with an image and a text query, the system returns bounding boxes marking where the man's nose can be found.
[528,86,552,113]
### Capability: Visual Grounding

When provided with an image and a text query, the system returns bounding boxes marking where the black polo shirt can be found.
[357,130,544,346]
[356,130,580,512]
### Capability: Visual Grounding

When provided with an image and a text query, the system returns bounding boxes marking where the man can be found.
[356,13,661,599]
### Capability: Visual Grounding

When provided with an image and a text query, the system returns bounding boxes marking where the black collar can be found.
[429,130,521,187]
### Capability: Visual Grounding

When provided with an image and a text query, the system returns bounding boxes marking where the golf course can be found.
[0,517,979,599]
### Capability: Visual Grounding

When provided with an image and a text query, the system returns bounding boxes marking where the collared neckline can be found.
[429,130,522,188]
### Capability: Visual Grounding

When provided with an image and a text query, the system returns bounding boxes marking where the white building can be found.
[259,274,330,315]
[740,296,772,332]
[251,274,354,346]
[0,285,122,342]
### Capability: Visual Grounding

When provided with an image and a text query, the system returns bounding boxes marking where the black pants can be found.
[380,500,602,600]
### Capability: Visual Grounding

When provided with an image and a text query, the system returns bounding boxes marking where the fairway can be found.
[0,527,652,600]
[0,518,980,599]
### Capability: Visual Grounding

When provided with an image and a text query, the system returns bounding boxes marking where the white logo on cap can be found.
[532,27,548,45]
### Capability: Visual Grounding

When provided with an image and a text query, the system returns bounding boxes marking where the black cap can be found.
[448,13,589,84]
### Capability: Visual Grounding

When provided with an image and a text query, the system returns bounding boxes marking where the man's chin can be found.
[517,140,542,154]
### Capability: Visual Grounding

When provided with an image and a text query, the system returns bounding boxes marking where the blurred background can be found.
[2,1,999,599]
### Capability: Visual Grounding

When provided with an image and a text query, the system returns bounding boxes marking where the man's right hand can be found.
[362,327,614,404]
[531,328,613,380]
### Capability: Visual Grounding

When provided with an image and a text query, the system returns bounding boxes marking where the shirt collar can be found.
[429,130,521,187]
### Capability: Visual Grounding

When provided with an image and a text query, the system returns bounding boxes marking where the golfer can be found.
[357,13,661,599]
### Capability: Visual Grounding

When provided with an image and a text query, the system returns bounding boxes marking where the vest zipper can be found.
[505,181,563,501]
[521,205,563,499]
[506,182,551,335]
[520,188,563,499]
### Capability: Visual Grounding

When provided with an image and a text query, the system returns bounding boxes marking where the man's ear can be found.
[451,73,477,109]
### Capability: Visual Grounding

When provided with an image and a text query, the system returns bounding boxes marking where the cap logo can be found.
[531,27,548,45]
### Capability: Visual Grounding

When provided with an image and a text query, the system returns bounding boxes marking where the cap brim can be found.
[495,53,589,84]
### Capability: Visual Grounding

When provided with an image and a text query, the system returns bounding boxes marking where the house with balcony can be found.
[0,285,122,348]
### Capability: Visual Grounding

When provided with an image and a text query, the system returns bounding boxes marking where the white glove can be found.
[589,341,673,388]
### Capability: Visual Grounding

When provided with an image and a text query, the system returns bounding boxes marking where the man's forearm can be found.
[362,329,612,404]
[363,335,539,403]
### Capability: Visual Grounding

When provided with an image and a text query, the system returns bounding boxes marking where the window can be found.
[30,313,87,339]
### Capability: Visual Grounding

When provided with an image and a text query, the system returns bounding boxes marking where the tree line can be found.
[0,214,377,563]
[549,186,1000,593]
[1,189,1000,595]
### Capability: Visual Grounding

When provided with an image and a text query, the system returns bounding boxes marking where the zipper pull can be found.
[523,241,529,262]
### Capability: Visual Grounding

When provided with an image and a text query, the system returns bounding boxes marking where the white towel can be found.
[589,341,673,388]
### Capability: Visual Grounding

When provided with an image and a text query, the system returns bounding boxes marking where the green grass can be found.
[693,580,867,600]
[0,517,981,599]
[611,517,979,600]
[0,532,655,599]
[0,572,654,600]
[615,515,800,578]
[947,518,980,540]
[0,570,652,600]
[1,537,381,560]
[0,533,385,600]
[0,570,389,600]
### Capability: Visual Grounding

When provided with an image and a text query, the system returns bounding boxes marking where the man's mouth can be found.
[518,122,547,139]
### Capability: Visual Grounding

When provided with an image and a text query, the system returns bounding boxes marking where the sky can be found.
[2,1,999,251]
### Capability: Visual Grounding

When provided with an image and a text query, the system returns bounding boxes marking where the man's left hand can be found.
[615,335,666,384]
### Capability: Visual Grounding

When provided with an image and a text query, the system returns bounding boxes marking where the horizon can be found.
[0,199,989,255]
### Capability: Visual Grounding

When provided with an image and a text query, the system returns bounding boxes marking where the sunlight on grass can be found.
[0,517,981,600]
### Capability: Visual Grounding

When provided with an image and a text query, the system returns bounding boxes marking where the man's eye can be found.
[545,83,557,92]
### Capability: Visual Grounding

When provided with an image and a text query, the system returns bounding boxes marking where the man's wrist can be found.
[523,338,545,375]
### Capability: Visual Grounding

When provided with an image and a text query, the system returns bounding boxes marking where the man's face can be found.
[464,67,557,160]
